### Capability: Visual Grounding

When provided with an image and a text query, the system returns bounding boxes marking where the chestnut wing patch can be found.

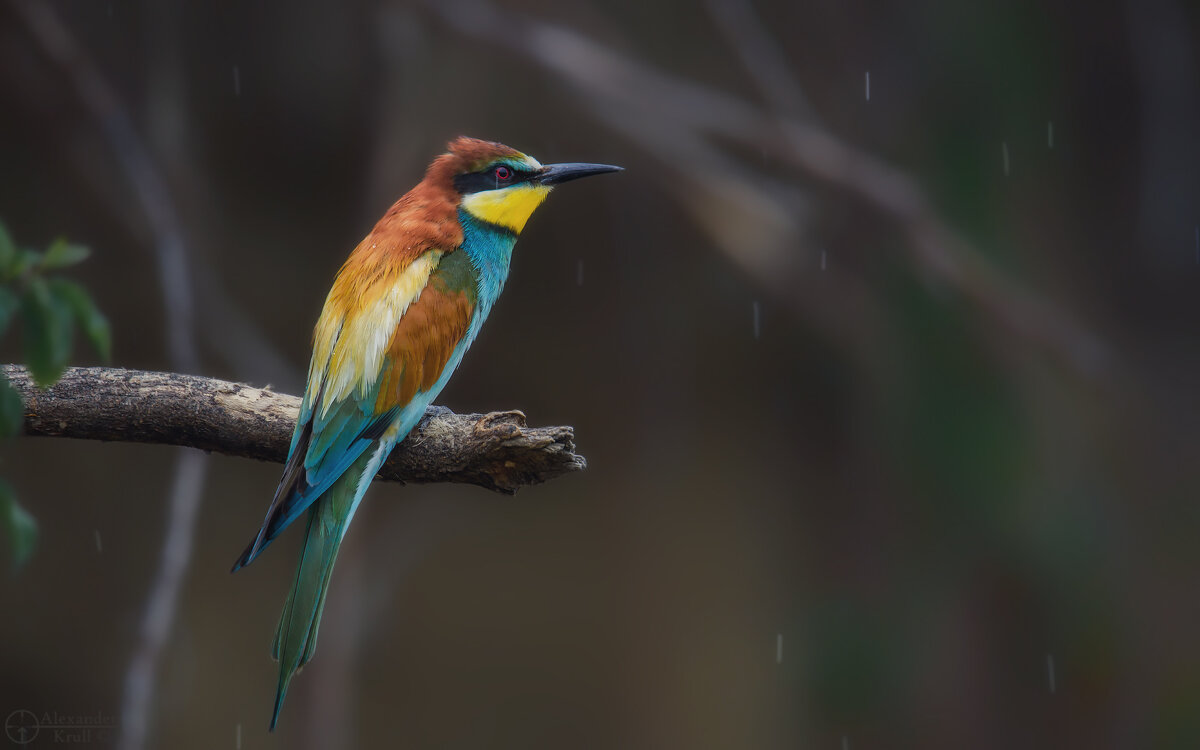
[374,249,479,414]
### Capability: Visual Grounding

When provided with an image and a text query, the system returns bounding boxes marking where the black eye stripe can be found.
[453,166,534,194]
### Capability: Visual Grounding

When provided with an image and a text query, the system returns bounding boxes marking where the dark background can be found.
[2,1,1200,748]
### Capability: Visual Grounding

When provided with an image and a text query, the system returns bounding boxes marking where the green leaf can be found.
[0,286,18,338]
[49,279,111,361]
[22,278,74,388]
[8,249,41,279]
[40,238,91,270]
[0,479,37,569]
[0,222,14,273]
[0,377,23,439]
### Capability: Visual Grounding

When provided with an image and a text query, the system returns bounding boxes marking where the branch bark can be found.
[2,365,585,494]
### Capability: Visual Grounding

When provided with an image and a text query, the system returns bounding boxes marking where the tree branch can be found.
[420,0,1112,381]
[2,365,585,494]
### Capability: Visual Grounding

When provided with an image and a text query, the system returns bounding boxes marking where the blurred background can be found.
[2,0,1199,747]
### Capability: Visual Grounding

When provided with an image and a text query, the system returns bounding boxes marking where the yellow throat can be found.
[460,183,553,234]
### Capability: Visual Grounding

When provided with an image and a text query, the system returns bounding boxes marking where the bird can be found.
[231,136,621,730]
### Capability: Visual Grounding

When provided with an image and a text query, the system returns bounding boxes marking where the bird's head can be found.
[430,137,622,235]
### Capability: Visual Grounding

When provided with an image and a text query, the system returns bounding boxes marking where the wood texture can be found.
[1,365,585,494]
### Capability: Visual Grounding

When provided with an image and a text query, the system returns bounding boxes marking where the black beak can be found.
[537,162,624,185]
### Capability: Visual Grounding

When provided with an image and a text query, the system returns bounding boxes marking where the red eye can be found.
[494,165,512,180]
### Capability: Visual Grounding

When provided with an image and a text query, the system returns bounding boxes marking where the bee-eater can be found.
[232,137,620,729]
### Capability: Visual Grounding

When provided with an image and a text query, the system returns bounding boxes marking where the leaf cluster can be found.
[0,221,110,569]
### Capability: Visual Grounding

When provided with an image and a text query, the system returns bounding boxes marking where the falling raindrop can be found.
[752,302,761,340]
[821,249,828,271]
[775,633,783,663]
[1046,653,1056,694]
[1194,226,1198,265]
[842,736,850,750]
[1002,142,1011,176]
[864,71,870,101]
[236,723,242,749]
[94,530,102,553]
[576,258,584,286]
[1047,121,1054,149]
[233,66,241,97]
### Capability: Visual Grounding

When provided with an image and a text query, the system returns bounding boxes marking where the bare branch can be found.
[7,0,199,371]
[3,365,585,494]
[704,0,815,120]
[118,449,206,750]
[421,0,1112,381]
[5,3,216,747]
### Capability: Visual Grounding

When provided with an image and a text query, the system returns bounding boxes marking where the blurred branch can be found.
[8,0,298,390]
[422,0,1111,380]
[703,0,814,120]
[8,4,208,748]
[119,450,206,750]
[7,0,198,370]
[1127,0,1200,261]
[3,365,585,493]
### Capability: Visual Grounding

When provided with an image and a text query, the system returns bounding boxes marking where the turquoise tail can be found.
[268,453,371,731]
